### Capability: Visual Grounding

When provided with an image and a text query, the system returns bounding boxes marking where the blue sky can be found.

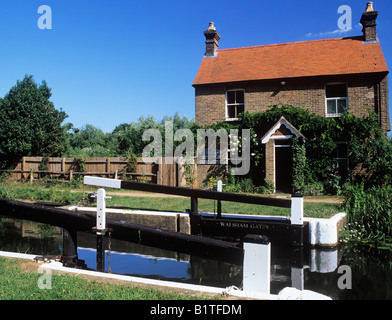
[0,0,391,133]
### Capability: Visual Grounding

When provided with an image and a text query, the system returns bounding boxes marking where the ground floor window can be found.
[334,142,349,170]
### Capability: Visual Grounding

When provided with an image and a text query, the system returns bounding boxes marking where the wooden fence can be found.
[1,156,225,187]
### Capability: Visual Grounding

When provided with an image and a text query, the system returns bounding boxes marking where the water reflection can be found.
[0,217,62,256]
[1,217,391,299]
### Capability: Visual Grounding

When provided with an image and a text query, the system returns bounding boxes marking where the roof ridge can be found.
[193,35,387,86]
[218,36,364,52]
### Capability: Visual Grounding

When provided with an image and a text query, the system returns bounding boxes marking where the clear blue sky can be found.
[0,0,391,134]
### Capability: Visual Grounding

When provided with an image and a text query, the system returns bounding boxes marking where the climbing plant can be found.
[204,104,389,193]
[291,137,306,194]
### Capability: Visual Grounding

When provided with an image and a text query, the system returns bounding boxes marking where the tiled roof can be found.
[193,36,389,86]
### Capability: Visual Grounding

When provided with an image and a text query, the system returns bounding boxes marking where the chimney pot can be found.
[208,22,216,31]
[366,2,374,12]
[360,2,378,42]
[203,22,221,57]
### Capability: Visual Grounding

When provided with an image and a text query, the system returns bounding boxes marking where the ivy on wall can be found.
[205,105,391,192]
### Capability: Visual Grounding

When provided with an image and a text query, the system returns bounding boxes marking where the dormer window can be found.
[325,83,348,117]
[226,89,245,121]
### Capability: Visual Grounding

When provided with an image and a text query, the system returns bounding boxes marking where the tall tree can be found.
[0,75,68,165]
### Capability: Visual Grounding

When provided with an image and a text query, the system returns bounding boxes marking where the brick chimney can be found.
[360,2,378,42]
[204,22,221,57]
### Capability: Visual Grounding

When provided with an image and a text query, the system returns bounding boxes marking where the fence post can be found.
[107,158,111,177]
[29,169,34,185]
[243,234,271,295]
[61,157,65,172]
[22,157,26,180]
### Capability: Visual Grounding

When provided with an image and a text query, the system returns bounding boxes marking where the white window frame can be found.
[226,89,245,121]
[325,83,348,118]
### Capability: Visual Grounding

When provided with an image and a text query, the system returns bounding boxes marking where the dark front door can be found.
[275,146,292,193]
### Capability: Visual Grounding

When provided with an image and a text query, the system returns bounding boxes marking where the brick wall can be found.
[195,86,226,125]
[380,75,390,133]
[194,74,390,135]
[264,140,274,185]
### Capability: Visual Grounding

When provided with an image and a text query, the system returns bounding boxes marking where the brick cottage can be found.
[192,2,389,192]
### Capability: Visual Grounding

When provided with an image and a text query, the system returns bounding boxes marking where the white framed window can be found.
[325,83,348,117]
[226,89,245,121]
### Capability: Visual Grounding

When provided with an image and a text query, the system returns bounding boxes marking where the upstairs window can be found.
[226,90,245,121]
[325,84,348,117]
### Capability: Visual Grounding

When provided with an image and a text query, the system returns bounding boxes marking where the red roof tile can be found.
[193,36,389,86]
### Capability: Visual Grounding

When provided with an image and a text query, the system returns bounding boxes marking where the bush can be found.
[342,183,392,243]
[209,105,390,192]
[292,137,306,193]
[302,182,324,196]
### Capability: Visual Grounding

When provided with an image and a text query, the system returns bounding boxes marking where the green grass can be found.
[0,257,216,300]
[0,181,342,300]
[0,181,342,218]
[104,195,340,218]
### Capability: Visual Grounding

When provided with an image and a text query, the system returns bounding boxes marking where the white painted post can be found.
[217,180,222,218]
[217,180,222,192]
[95,188,112,272]
[243,235,271,295]
[291,195,304,225]
[96,188,107,235]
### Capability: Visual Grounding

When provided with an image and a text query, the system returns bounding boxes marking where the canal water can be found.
[0,216,391,300]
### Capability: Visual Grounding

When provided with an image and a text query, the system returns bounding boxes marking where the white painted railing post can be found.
[243,235,271,295]
[96,188,107,235]
[291,195,304,225]
[217,180,222,192]
[217,180,222,218]
[95,188,112,272]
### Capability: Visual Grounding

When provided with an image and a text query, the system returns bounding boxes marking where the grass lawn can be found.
[105,195,341,218]
[0,181,343,218]
[0,256,217,300]
[0,181,343,300]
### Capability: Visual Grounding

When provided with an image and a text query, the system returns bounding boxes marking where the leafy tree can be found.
[0,75,67,165]
[112,113,196,157]
[113,115,161,156]
[65,124,112,157]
